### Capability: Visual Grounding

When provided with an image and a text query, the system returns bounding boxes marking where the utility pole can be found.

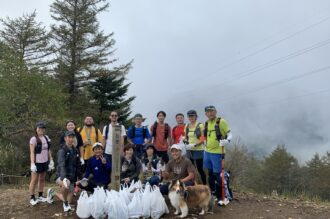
[110,125,121,191]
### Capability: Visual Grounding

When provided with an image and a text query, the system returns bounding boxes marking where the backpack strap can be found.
[215,117,222,141]
[195,122,202,139]
[105,124,110,140]
[131,125,136,139]
[152,122,158,137]
[142,126,147,139]
[78,126,83,133]
[204,121,208,141]
[185,124,190,142]
[95,127,99,142]
[164,123,169,140]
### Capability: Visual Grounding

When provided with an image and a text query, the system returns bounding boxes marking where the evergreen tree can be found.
[89,63,136,126]
[0,11,53,70]
[50,0,115,100]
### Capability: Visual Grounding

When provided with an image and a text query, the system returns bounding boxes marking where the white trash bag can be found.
[127,190,143,218]
[107,190,129,219]
[76,191,91,219]
[119,183,131,205]
[150,186,169,219]
[141,183,152,218]
[90,186,107,219]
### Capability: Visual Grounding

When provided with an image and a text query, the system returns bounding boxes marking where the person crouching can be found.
[55,131,81,212]
[120,143,142,185]
[77,142,111,192]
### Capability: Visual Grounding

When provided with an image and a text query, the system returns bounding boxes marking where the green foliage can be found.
[89,63,136,126]
[0,11,53,70]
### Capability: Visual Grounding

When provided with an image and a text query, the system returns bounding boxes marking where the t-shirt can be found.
[166,156,195,180]
[150,123,171,152]
[172,124,185,144]
[78,126,103,160]
[186,122,205,151]
[30,135,50,163]
[102,123,126,155]
[127,126,151,145]
[205,118,230,154]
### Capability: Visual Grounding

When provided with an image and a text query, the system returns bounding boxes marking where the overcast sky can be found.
[1,0,329,162]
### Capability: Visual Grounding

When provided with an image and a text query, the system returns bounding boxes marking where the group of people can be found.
[28,105,232,212]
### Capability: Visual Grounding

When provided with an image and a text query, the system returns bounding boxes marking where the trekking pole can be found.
[221,146,225,203]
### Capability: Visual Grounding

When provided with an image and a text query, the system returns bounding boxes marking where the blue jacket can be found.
[84,156,111,185]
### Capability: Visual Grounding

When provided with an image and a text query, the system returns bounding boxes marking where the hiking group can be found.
[29,105,233,212]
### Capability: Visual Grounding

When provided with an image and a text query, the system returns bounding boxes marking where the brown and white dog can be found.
[168,180,211,218]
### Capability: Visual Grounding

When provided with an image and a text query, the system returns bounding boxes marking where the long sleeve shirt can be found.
[84,156,111,185]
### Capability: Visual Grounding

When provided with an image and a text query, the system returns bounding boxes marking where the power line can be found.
[220,65,330,103]
[209,38,330,88]
[186,15,330,84]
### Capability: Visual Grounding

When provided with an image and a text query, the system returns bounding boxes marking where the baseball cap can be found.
[64,130,76,137]
[36,122,46,128]
[187,110,197,116]
[134,113,143,119]
[170,144,182,151]
[204,105,216,112]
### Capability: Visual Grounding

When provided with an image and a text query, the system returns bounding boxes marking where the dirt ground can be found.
[0,186,329,219]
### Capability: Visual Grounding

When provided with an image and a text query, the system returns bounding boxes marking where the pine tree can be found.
[0,11,53,70]
[89,62,136,126]
[50,0,115,100]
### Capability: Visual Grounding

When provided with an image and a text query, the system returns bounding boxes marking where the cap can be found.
[134,113,143,119]
[92,142,103,150]
[170,144,182,151]
[187,110,197,116]
[36,122,46,128]
[64,130,76,137]
[204,105,216,112]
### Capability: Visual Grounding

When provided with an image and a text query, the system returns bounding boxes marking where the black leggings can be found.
[190,158,207,185]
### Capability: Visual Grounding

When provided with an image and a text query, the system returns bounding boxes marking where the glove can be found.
[30,163,37,172]
[219,139,229,147]
[80,158,85,165]
[63,178,69,189]
[48,160,54,171]
[185,144,195,150]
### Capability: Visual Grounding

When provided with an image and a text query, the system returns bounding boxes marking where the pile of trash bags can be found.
[76,181,169,219]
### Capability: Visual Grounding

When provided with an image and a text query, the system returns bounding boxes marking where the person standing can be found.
[171,113,185,144]
[184,110,207,185]
[102,111,126,167]
[78,116,102,166]
[150,111,171,163]
[29,122,54,205]
[203,105,232,206]
[127,113,151,159]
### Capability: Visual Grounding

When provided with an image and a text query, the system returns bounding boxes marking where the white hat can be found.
[170,144,182,151]
[92,142,103,150]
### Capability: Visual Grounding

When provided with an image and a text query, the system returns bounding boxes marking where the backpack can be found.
[104,123,123,140]
[204,117,225,141]
[79,126,99,142]
[130,125,147,139]
[221,171,233,200]
[185,123,202,142]
[35,135,51,154]
[152,122,169,140]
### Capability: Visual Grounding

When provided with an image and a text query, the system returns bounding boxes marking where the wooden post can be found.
[110,125,121,191]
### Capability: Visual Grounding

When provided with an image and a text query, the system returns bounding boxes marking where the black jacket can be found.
[56,144,81,182]
[120,156,142,182]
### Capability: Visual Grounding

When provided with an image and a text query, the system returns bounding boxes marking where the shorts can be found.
[189,150,204,160]
[203,151,224,173]
[36,162,48,173]
[56,177,74,192]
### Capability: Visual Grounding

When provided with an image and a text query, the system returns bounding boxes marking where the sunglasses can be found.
[110,114,118,117]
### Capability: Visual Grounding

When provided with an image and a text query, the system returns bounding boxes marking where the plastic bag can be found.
[90,186,107,219]
[127,190,143,218]
[141,183,152,218]
[76,191,91,219]
[150,186,169,219]
[119,183,131,205]
[107,190,129,219]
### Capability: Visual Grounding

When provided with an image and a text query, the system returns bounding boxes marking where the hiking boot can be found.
[37,196,47,203]
[47,188,55,204]
[30,198,39,206]
[63,202,71,212]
